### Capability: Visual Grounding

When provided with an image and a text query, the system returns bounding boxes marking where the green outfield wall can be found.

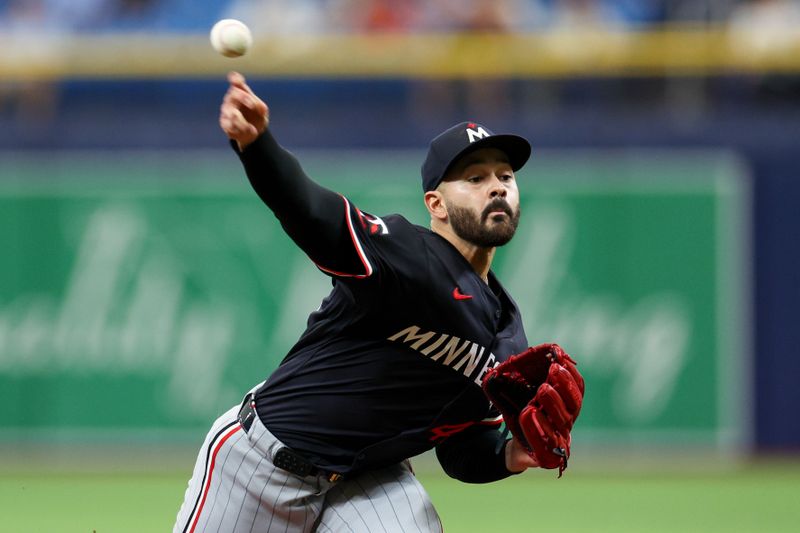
[0,149,749,451]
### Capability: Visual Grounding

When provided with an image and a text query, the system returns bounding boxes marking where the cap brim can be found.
[441,134,532,182]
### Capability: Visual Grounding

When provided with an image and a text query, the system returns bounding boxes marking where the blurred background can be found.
[1,1,799,531]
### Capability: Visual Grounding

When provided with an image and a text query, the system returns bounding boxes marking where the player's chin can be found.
[481,223,517,247]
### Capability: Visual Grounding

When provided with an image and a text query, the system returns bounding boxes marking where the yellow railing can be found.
[2,29,799,80]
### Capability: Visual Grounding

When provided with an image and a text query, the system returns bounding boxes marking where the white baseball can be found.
[210,19,252,58]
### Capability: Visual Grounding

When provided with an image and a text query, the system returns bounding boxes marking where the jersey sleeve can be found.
[311,198,385,279]
[434,424,516,483]
[235,130,377,278]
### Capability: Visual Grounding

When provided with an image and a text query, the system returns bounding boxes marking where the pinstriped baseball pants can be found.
[173,390,443,533]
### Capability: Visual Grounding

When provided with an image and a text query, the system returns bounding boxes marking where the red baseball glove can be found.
[482,343,585,476]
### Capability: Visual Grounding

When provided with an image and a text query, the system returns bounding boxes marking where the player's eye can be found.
[467,175,482,183]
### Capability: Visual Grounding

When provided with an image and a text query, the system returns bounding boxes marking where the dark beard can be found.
[448,198,521,248]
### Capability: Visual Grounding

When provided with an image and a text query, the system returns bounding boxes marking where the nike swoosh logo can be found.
[453,287,473,301]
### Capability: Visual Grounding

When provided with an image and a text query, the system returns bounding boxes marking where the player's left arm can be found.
[434,425,536,484]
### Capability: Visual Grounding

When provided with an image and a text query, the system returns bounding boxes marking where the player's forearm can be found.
[235,130,339,221]
[234,130,360,269]
[435,427,516,484]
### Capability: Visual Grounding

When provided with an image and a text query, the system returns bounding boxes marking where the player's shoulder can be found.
[355,211,437,261]
[356,210,428,240]
[388,214,430,236]
[375,213,459,252]
[355,211,478,283]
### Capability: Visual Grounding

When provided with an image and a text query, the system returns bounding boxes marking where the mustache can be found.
[481,199,514,221]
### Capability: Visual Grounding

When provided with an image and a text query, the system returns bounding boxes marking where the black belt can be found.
[237,394,343,483]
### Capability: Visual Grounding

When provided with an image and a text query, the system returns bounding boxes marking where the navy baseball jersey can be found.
[239,131,528,480]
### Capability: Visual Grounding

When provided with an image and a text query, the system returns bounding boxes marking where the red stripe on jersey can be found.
[314,196,374,279]
[187,424,242,533]
[479,416,504,426]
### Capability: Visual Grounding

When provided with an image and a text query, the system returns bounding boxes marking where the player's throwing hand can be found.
[219,71,269,150]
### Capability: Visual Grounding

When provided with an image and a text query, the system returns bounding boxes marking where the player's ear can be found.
[424,190,447,221]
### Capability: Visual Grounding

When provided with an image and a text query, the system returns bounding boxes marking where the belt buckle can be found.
[327,472,342,483]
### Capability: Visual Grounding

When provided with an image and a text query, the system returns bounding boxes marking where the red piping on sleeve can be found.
[314,195,374,279]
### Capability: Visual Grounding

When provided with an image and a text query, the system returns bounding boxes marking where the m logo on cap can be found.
[466,124,490,143]
[421,121,530,192]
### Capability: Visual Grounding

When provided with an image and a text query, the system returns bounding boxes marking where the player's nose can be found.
[488,174,507,198]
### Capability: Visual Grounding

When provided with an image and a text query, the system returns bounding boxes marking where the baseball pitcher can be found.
[173,72,585,533]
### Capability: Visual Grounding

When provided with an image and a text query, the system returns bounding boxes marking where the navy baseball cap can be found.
[421,121,531,192]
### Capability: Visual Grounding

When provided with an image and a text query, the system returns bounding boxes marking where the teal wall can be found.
[0,149,749,450]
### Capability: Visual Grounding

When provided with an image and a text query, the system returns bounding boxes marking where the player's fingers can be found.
[228,71,248,90]
[223,86,254,109]
[242,97,268,120]
[223,87,268,122]
[220,107,257,138]
[221,105,246,127]
[228,71,259,99]
[219,114,240,137]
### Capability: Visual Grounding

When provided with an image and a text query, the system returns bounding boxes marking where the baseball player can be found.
[173,71,550,533]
